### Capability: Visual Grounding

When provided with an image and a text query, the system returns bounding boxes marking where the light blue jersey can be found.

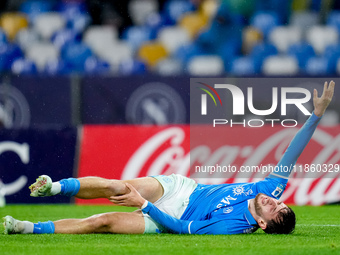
[142,113,321,234]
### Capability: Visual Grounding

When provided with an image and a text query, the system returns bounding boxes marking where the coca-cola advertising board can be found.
[77,125,340,205]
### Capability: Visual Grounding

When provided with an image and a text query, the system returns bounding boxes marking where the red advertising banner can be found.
[77,125,340,205]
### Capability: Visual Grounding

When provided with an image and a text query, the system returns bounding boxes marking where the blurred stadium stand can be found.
[0,0,337,76]
[0,0,338,129]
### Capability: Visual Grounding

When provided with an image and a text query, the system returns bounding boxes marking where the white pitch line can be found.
[297,224,340,227]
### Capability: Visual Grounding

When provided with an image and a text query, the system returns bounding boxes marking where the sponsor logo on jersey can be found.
[233,185,245,196]
[223,206,233,214]
[272,184,284,197]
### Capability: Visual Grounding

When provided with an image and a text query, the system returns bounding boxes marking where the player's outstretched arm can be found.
[313,81,335,117]
[269,81,335,180]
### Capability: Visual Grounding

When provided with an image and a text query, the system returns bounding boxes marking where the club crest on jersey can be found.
[271,184,284,197]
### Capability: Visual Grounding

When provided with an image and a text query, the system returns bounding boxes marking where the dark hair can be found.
[263,206,296,234]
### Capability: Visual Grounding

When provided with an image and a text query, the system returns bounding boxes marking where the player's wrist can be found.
[313,109,324,117]
[140,200,148,209]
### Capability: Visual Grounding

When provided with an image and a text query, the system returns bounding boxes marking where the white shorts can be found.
[143,174,197,234]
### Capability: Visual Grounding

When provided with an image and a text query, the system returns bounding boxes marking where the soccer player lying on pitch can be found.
[3,81,335,235]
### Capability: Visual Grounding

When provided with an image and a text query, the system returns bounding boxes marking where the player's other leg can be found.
[29,175,163,203]
[54,211,145,234]
[3,211,145,235]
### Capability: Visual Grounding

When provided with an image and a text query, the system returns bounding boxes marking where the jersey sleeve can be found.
[142,202,233,234]
[255,112,321,198]
[269,112,321,179]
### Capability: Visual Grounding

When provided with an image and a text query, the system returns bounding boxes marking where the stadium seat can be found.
[0,43,24,71]
[289,11,320,30]
[250,43,278,65]
[128,0,158,26]
[0,28,8,44]
[230,56,259,75]
[336,58,340,75]
[157,26,190,54]
[187,55,224,76]
[96,42,133,70]
[0,13,28,41]
[218,39,240,71]
[323,44,340,69]
[250,11,280,37]
[0,43,23,71]
[44,59,70,75]
[20,0,55,22]
[15,28,41,51]
[11,58,37,74]
[327,11,340,32]
[33,12,66,40]
[155,58,183,76]
[119,58,147,75]
[287,42,315,69]
[145,12,165,32]
[57,1,88,22]
[242,27,263,55]
[83,25,118,55]
[304,56,333,75]
[173,42,207,64]
[84,56,111,74]
[61,42,93,71]
[200,0,219,19]
[262,55,299,75]
[122,26,155,52]
[138,42,168,67]
[268,26,302,53]
[57,1,92,33]
[51,29,81,49]
[179,12,208,38]
[306,26,338,54]
[162,0,196,25]
[67,13,91,33]
[26,42,59,71]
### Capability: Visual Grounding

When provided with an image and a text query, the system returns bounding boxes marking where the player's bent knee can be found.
[106,180,127,197]
[87,213,113,231]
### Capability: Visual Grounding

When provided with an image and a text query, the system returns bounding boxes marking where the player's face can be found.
[254,193,287,222]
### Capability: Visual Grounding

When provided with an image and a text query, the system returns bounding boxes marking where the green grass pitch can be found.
[0,204,339,255]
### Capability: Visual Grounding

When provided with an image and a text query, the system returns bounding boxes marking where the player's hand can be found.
[313,81,335,117]
[109,183,146,208]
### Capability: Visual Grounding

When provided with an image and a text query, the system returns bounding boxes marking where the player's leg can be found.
[76,176,163,203]
[29,175,164,203]
[3,211,145,235]
[54,211,145,234]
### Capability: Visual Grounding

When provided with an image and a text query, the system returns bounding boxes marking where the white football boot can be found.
[29,175,53,197]
[3,216,25,234]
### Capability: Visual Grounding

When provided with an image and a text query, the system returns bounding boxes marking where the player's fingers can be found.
[110,195,128,201]
[109,199,122,204]
[125,183,132,191]
[109,198,120,204]
[125,183,138,193]
[324,80,335,99]
[329,80,335,94]
[110,199,128,204]
[323,81,328,95]
[313,88,318,100]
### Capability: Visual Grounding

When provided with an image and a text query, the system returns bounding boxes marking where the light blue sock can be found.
[59,178,80,197]
[33,221,55,234]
